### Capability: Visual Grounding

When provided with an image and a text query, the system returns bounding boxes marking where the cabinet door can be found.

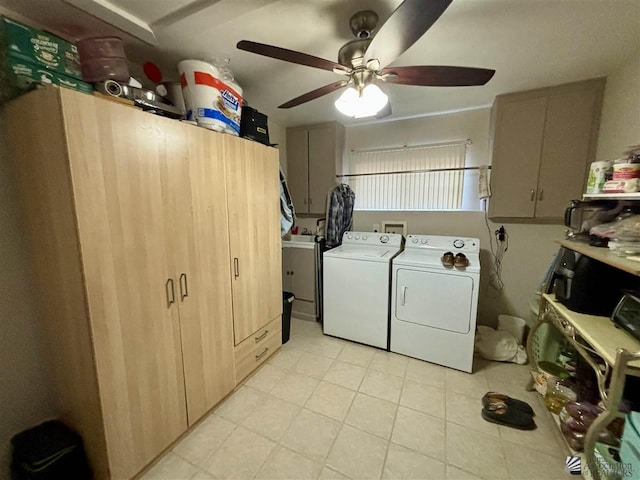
[289,248,316,301]
[61,91,187,479]
[489,97,547,218]
[308,126,336,214]
[282,248,291,292]
[286,128,309,213]
[535,87,600,218]
[167,124,235,424]
[226,136,283,344]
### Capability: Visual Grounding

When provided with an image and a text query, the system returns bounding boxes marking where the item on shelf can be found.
[6,57,93,95]
[178,59,243,135]
[607,240,640,257]
[1,16,82,79]
[602,178,640,193]
[622,145,640,163]
[77,37,129,82]
[544,379,577,414]
[532,361,570,396]
[591,214,640,240]
[93,80,183,119]
[586,161,613,193]
[564,199,618,236]
[613,163,640,180]
[163,81,186,115]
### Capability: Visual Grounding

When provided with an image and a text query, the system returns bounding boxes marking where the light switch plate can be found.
[382,221,407,237]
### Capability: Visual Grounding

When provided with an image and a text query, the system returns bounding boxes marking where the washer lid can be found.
[324,244,401,262]
[393,250,480,273]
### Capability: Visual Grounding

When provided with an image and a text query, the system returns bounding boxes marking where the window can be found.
[344,141,468,211]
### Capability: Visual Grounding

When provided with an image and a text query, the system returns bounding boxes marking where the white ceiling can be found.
[2,0,640,127]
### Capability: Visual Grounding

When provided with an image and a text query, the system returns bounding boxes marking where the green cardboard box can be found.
[1,16,82,79]
[6,56,92,94]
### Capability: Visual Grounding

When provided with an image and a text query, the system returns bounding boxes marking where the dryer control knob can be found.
[453,239,465,248]
[420,239,428,244]
[412,238,419,244]
[380,235,389,244]
[362,236,368,240]
[348,234,353,239]
[355,235,360,240]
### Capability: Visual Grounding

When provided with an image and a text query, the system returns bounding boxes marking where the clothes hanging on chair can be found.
[279,167,295,237]
[325,183,355,248]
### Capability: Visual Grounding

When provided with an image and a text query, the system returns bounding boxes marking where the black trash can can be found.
[282,291,295,344]
[11,420,92,480]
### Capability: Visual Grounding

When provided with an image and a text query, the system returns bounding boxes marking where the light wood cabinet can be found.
[489,78,605,219]
[286,122,345,214]
[225,135,282,345]
[5,87,281,479]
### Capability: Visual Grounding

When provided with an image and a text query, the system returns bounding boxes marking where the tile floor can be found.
[142,318,571,480]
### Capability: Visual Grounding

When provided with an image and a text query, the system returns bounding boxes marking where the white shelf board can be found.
[583,193,640,200]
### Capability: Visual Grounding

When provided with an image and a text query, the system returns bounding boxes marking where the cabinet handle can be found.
[255,330,269,343]
[530,189,535,201]
[234,258,239,278]
[303,198,307,205]
[401,286,407,306]
[179,273,188,301]
[166,278,175,308]
[309,198,312,205]
[255,347,269,361]
[538,188,544,201]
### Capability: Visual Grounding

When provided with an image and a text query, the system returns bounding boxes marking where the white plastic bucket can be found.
[497,314,526,345]
[178,59,242,135]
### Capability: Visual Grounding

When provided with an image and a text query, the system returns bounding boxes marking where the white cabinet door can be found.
[289,247,316,301]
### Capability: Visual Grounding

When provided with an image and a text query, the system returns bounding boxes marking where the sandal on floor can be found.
[481,392,535,416]
[481,402,537,430]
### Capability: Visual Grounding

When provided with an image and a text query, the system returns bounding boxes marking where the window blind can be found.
[345,142,467,210]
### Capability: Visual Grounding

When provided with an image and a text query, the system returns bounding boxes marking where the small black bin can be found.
[11,420,91,480]
[282,291,295,344]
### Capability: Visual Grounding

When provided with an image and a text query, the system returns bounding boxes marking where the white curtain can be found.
[346,142,467,211]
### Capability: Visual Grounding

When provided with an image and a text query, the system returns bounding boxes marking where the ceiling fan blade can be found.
[381,66,495,86]
[278,80,348,109]
[237,40,351,73]
[364,0,452,69]
[376,101,392,119]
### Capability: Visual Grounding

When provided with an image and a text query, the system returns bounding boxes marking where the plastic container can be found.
[497,314,526,344]
[613,163,640,180]
[178,59,243,135]
[544,380,577,414]
[80,57,129,82]
[77,36,129,83]
[532,361,570,396]
[282,291,294,344]
[77,37,125,59]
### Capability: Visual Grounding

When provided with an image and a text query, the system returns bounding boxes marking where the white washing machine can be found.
[390,235,480,373]
[323,232,404,349]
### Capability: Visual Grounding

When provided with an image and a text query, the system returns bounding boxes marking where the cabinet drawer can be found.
[234,316,282,383]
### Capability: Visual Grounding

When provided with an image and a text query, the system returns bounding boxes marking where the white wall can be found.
[596,48,640,161]
[0,110,56,476]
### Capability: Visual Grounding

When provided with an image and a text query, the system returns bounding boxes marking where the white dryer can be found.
[323,232,404,349]
[390,235,480,373]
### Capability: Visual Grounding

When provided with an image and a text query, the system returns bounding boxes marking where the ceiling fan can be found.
[236,0,495,119]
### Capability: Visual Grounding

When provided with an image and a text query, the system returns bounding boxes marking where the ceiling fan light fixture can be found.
[334,84,388,118]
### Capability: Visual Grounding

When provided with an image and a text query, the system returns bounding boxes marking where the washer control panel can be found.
[405,235,479,253]
[343,231,403,247]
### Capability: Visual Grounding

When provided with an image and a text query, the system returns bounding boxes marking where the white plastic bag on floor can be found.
[475,326,528,364]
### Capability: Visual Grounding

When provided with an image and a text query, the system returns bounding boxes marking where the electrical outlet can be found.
[373,223,380,232]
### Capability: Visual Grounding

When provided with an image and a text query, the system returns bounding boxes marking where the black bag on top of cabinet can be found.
[11,420,91,480]
[240,106,270,146]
